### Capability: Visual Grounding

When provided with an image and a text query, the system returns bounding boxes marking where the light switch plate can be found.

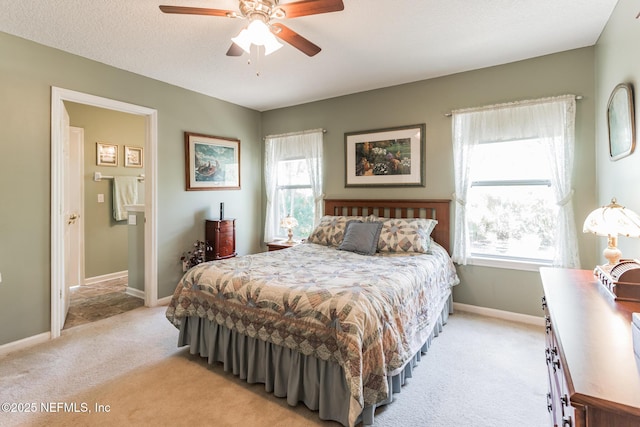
[128,214,137,225]
[98,194,104,203]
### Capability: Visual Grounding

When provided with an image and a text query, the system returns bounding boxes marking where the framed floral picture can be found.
[96,142,118,166]
[344,124,425,187]
[184,132,241,191]
[124,145,143,168]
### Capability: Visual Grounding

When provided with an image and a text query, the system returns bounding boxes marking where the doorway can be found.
[62,117,145,330]
[50,87,158,339]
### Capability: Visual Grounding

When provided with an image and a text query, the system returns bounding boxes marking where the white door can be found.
[62,110,84,328]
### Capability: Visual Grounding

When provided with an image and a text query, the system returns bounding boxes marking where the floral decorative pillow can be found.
[307,215,365,247]
[377,218,438,253]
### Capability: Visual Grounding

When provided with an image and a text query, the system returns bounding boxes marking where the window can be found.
[264,129,323,243]
[467,138,557,263]
[452,95,580,269]
[275,158,314,239]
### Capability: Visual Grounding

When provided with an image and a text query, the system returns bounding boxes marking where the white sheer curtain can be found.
[451,95,580,268]
[264,129,324,243]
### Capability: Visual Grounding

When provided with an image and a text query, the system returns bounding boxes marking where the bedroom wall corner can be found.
[593,0,640,264]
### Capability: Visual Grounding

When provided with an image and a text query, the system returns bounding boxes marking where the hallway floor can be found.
[63,277,144,329]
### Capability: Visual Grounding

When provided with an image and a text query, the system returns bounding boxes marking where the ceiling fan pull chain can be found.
[245,45,262,77]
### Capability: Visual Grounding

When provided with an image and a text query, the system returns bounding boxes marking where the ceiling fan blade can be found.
[159,6,236,17]
[271,23,321,57]
[226,43,244,57]
[278,0,344,18]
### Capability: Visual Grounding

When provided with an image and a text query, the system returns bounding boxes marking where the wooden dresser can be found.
[540,267,640,427]
[205,219,236,261]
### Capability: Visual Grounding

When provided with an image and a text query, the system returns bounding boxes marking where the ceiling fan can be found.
[159,0,344,57]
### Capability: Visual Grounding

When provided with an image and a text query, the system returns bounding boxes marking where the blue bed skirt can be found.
[178,293,452,426]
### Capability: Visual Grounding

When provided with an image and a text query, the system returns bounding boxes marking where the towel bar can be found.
[94,172,144,182]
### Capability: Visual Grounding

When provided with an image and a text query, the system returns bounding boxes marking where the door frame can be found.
[51,87,159,339]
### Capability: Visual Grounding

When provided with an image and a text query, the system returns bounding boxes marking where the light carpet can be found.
[0,306,549,427]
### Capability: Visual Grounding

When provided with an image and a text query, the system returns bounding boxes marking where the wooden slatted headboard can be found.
[323,199,451,254]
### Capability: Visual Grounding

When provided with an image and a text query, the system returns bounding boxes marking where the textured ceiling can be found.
[0,0,617,111]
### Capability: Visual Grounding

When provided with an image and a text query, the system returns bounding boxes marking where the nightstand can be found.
[267,240,301,251]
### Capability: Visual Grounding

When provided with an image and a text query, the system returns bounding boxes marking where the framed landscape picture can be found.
[345,124,425,187]
[184,132,241,191]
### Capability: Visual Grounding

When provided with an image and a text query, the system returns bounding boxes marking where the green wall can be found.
[0,31,262,346]
[261,47,598,318]
[594,0,640,262]
[3,8,630,346]
[65,101,145,279]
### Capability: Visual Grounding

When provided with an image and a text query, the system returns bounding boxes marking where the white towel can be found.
[113,176,138,221]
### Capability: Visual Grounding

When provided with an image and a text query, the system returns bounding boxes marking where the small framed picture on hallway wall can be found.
[96,142,118,166]
[125,145,144,168]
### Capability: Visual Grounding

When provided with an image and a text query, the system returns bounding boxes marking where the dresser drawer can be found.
[544,301,586,427]
[217,232,235,257]
[205,219,236,261]
[217,221,235,233]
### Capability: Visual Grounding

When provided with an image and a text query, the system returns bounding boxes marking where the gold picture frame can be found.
[124,145,144,168]
[96,142,118,166]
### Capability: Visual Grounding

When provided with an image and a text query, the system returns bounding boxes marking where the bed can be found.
[166,199,459,426]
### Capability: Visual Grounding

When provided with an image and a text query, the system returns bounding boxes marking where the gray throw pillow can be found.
[338,221,383,256]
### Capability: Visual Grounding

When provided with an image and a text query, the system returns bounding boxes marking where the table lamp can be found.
[280,215,299,243]
[583,198,640,267]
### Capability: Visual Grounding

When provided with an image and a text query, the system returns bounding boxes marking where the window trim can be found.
[467,177,556,266]
[471,179,551,187]
[273,157,314,240]
[277,184,311,190]
[466,254,552,272]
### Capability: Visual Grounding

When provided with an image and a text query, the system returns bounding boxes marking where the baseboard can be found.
[0,332,50,358]
[156,295,172,306]
[85,270,128,285]
[125,287,145,299]
[453,302,545,327]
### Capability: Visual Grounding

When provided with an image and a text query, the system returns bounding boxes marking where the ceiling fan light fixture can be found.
[231,19,283,55]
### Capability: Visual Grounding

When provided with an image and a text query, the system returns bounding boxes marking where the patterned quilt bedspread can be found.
[166,241,459,417]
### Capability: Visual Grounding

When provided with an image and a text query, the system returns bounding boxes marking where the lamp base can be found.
[286,228,294,243]
[603,236,622,266]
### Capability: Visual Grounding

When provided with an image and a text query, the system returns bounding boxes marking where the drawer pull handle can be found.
[561,395,569,406]
[546,393,552,412]
[562,415,572,427]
